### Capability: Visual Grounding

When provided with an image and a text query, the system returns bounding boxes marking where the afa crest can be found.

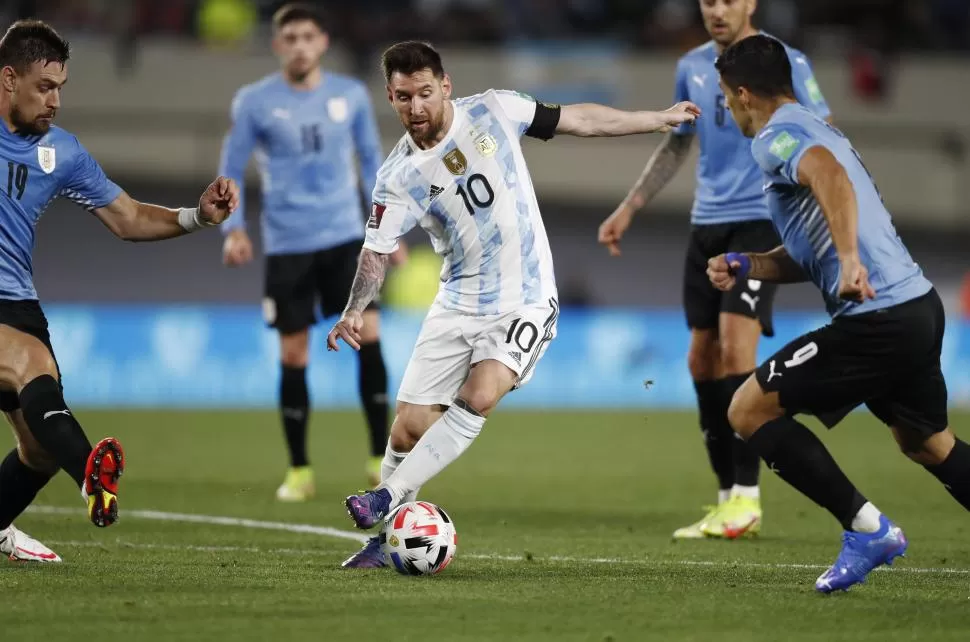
[442,148,467,176]
[474,133,497,157]
[37,145,56,174]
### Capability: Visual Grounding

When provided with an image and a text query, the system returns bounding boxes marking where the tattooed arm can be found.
[345,249,390,313]
[597,133,694,256]
[327,249,390,351]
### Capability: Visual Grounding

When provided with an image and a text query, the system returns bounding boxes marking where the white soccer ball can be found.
[380,501,457,576]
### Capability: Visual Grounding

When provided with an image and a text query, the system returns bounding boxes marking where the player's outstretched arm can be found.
[598,132,694,256]
[796,146,875,302]
[327,249,390,351]
[556,101,700,138]
[93,177,239,242]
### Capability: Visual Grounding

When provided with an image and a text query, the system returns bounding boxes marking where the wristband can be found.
[177,207,215,233]
[725,252,751,279]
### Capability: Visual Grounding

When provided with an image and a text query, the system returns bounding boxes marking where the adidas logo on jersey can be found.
[508,351,522,365]
[429,185,444,202]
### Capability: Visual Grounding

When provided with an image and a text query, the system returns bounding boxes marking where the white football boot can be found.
[0,525,62,562]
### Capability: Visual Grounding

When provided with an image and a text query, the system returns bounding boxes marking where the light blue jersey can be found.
[674,37,830,225]
[219,72,383,255]
[751,103,932,317]
[366,90,558,316]
[0,122,121,299]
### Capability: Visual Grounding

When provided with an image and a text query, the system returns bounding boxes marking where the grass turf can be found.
[2,410,969,641]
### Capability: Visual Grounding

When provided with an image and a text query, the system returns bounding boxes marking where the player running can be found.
[597,0,831,540]
[219,4,399,500]
[0,20,238,562]
[328,40,700,569]
[708,34,968,592]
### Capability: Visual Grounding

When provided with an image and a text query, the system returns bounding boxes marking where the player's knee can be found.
[726,379,765,439]
[687,336,719,381]
[718,338,757,375]
[894,428,953,467]
[279,332,309,367]
[454,391,493,417]
[8,347,59,392]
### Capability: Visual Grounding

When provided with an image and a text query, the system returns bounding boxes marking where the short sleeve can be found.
[363,179,418,254]
[493,90,560,141]
[61,139,122,211]
[672,59,692,136]
[789,51,831,120]
[751,125,818,185]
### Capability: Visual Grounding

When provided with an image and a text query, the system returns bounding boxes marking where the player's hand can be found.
[838,256,876,302]
[652,101,701,133]
[222,228,253,267]
[390,240,409,267]
[707,254,738,291]
[598,202,636,257]
[327,310,364,352]
[199,176,240,226]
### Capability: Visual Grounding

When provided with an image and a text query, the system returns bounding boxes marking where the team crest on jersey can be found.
[442,148,468,176]
[474,133,497,157]
[37,145,56,174]
[327,97,349,123]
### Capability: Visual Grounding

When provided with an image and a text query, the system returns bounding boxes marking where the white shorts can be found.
[396,299,560,406]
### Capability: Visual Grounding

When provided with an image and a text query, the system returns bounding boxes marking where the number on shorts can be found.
[505,318,539,353]
[784,341,818,368]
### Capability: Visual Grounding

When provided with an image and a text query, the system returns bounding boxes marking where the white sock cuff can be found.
[446,403,486,439]
[386,446,408,463]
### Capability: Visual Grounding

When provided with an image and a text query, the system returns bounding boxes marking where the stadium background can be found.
[4,0,970,409]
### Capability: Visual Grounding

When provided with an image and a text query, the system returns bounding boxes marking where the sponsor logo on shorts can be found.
[767,360,783,382]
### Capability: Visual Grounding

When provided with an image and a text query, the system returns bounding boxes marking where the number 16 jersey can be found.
[365,89,559,316]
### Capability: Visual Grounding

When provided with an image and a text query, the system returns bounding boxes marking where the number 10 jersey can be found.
[365,89,559,316]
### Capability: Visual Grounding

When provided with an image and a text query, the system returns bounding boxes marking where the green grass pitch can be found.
[2,410,969,641]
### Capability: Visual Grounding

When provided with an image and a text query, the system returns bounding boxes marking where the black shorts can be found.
[263,239,379,334]
[684,220,780,337]
[0,300,62,412]
[756,288,948,437]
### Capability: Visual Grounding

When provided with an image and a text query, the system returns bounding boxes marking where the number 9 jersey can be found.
[365,89,559,317]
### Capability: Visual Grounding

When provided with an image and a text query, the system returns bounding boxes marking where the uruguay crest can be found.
[327,97,349,123]
[442,148,467,176]
[37,145,56,174]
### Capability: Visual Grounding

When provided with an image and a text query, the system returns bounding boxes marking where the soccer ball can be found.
[379,501,457,576]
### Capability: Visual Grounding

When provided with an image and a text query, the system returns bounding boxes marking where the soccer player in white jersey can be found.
[327,41,700,569]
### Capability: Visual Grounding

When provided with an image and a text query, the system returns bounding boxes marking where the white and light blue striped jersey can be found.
[365,89,558,316]
[673,36,830,225]
[751,103,932,318]
[218,72,383,255]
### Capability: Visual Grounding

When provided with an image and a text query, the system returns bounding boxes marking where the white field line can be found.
[28,505,970,576]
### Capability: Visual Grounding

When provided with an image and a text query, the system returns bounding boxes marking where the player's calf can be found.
[897,427,970,511]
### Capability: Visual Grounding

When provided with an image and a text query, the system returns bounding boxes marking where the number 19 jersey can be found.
[365,90,558,316]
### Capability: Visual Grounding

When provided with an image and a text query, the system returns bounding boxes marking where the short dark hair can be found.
[0,20,70,74]
[714,35,794,99]
[381,41,444,83]
[272,3,326,32]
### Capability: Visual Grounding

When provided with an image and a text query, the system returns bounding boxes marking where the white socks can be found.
[731,485,760,500]
[382,403,485,506]
[719,485,760,504]
[381,445,419,504]
[850,501,883,533]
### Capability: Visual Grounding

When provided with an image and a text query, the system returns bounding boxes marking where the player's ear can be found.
[440,74,452,99]
[319,31,330,55]
[747,0,758,19]
[385,84,394,105]
[0,66,17,93]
